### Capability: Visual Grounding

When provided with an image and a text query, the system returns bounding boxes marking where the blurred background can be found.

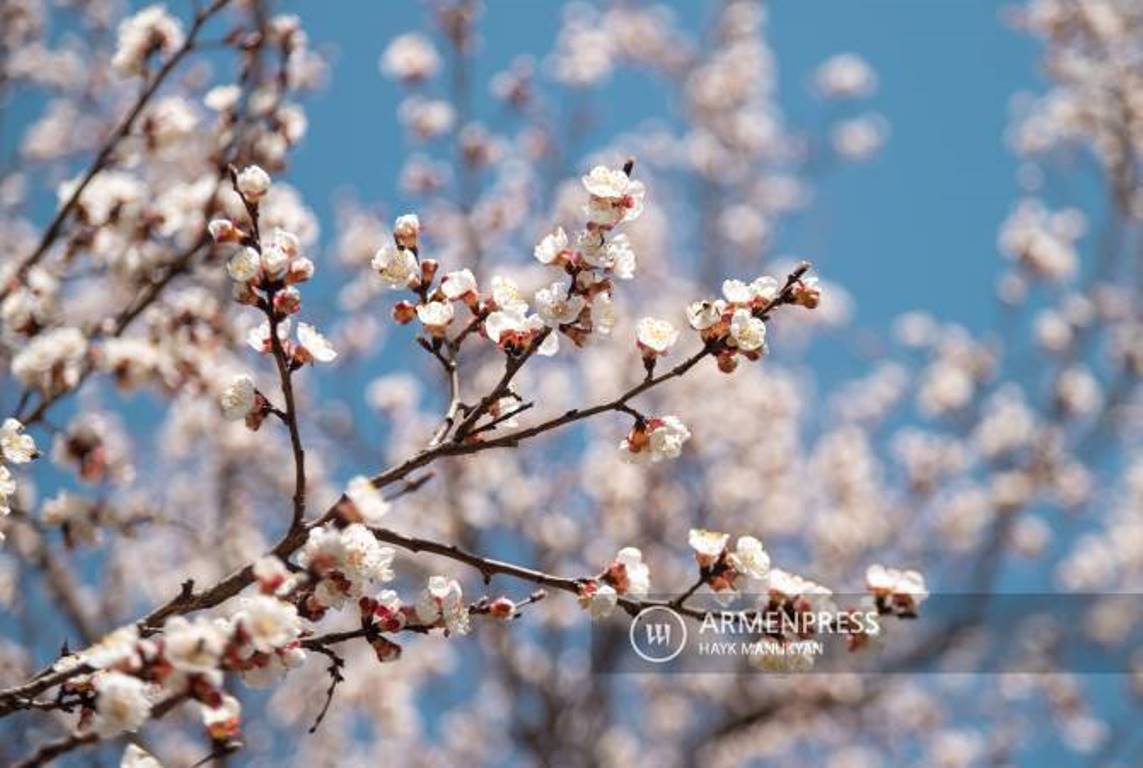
[0,0,1139,766]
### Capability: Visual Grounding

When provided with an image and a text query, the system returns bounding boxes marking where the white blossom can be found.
[11,327,88,394]
[688,528,729,566]
[635,317,678,356]
[728,308,767,352]
[297,322,337,363]
[380,33,441,82]
[534,280,586,326]
[815,53,877,99]
[112,4,184,76]
[220,374,256,421]
[534,227,569,265]
[346,475,390,525]
[578,582,619,620]
[162,616,226,681]
[227,247,261,283]
[614,547,650,597]
[440,269,477,299]
[1,419,37,464]
[416,301,455,332]
[121,744,163,768]
[416,576,470,635]
[235,165,271,202]
[728,536,770,588]
[0,465,15,521]
[232,595,302,654]
[371,243,419,290]
[299,524,394,608]
[91,672,152,736]
[687,300,724,330]
[247,319,290,353]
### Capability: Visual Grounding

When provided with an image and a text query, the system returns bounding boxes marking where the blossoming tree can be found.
[0,1,1139,766]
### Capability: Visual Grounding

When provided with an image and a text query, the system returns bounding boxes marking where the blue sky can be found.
[285,0,1055,335]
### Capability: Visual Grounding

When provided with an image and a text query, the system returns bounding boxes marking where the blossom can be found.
[227,247,261,283]
[260,243,290,280]
[534,227,569,265]
[635,318,679,357]
[121,745,163,768]
[75,626,143,670]
[815,53,877,99]
[345,475,390,525]
[200,693,241,741]
[534,280,586,327]
[416,576,470,635]
[1,419,37,464]
[380,33,441,82]
[253,555,297,596]
[865,564,928,615]
[440,269,477,300]
[727,536,770,589]
[582,164,645,226]
[595,234,636,279]
[209,218,240,242]
[688,528,729,567]
[0,466,15,521]
[582,165,638,200]
[162,616,226,681]
[371,243,419,290]
[91,672,152,736]
[577,581,619,619]
[392,213,420,248]
[235,165,271,203]
[722,279,753,304]
[11,327,88,394]
[416,301,455,334]
[490,275,528,314]
[204,85,241,112]
[220,375,256,421]
[247,319,289,353]
[299,524,394,608]
[296,323,337,363]
[750,275,780,304]
[606,547,651,597]
[485,308,558,356]
[232,595,302,653]
[112,4,184,75]
[686,300,724,331]
[620,416,691,463]
[728,308,767,352]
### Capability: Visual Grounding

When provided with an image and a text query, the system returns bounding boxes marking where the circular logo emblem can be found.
[629,605,688,663]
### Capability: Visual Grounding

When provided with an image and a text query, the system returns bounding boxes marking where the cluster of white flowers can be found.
[579,546,652,619]
[111,4,185,76]
[415,576,470,635]
[212,166,336,379]
[374,163,645,363]
[228,595,307,687]
[865,564,929,616]
[685,272,818,373]
[297,524,395,612]
[10,325,88,394]
[618,416,692,463]
[688,528,770,600]
[0,418,37,537]
[45,601,294,742]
